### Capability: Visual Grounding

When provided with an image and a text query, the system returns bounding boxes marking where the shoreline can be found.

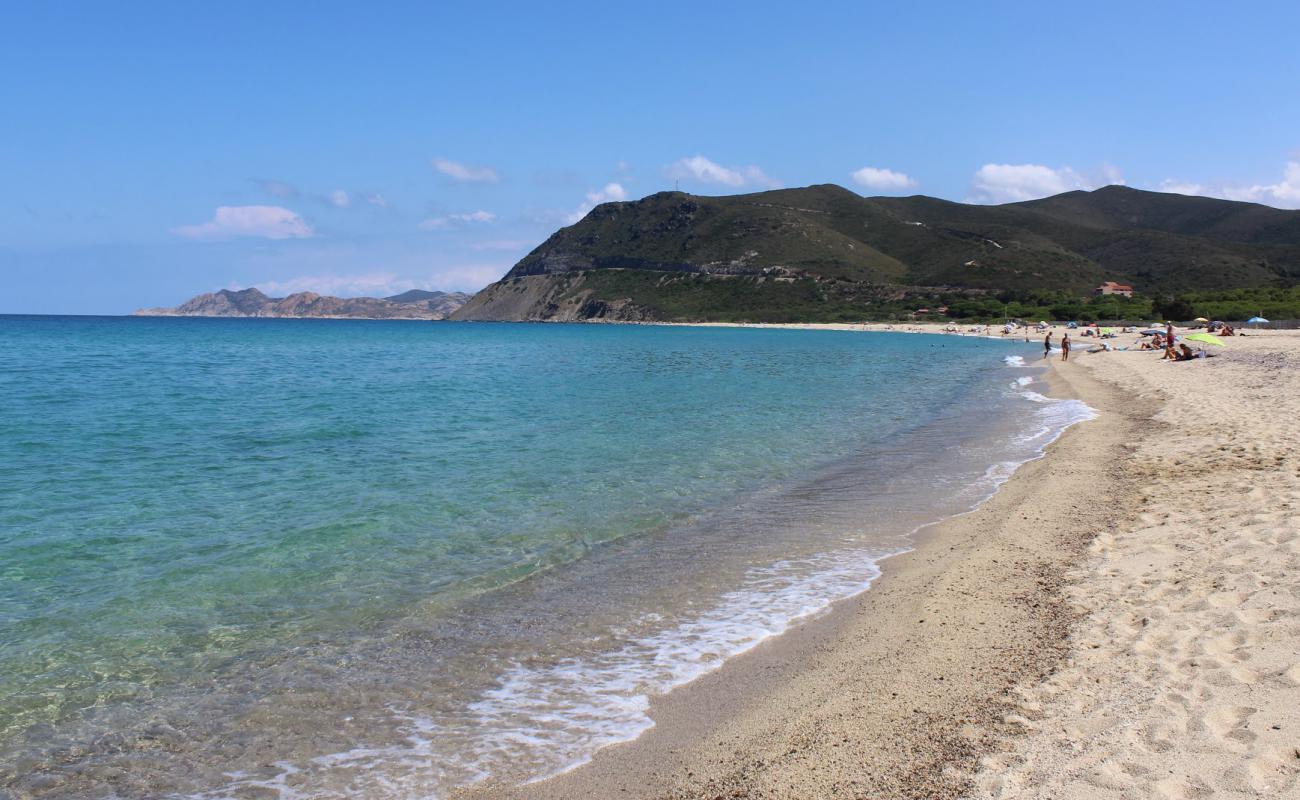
[460,342,1142,798]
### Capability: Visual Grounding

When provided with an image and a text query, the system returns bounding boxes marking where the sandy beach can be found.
[972,329,1300,798]
[459,324,1300,799]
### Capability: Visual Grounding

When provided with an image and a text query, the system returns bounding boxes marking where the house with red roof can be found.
[1094,281,1134,297]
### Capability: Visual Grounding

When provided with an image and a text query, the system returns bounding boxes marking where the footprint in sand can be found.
[1234,607,1274,625]
[1247,746,1300,794]
[1154,775,1214,799]
[1227,664,1261,685]
[1204,705,1258,749]
[1204,631,1249,661]
[1205,592,1247,610]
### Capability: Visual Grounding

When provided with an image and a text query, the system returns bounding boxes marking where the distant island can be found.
[136,288,470,320]
[453,184,1300,323]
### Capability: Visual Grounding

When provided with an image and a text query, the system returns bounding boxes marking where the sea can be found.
[0,316,1093,799]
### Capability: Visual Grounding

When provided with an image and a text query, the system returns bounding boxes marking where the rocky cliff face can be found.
[135,288,471,320]
[451,274,654,322]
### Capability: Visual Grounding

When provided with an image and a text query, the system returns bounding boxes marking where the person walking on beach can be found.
[1061,333,1071,361]
[1043,331,1053,359]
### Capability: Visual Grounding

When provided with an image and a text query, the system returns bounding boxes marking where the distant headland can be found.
[452,184,1300,323]
[135,288,470,320]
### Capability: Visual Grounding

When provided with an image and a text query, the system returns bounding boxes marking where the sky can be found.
[3,1,1299,314]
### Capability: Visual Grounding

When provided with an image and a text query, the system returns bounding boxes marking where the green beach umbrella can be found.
[1184,332,1225,347]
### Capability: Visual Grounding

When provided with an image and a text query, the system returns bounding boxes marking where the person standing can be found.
[1043,331,1053,359]
[1061,333,1071,361]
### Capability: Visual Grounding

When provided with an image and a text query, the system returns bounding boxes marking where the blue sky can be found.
[3,1,1299,314]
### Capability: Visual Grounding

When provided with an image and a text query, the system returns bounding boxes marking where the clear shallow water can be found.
[0,317,1087,798]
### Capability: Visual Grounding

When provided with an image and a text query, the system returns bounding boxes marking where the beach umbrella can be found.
[1184,332,1225,347]
[1193,317,1209,322]
[1247,316,1269,324]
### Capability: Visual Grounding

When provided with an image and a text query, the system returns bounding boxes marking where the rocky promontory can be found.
[135,288,470,320]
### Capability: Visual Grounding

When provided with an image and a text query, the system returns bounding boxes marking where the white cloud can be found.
[418,209,498,230]
[565,182,628,224]
[363,192,389,208]
[1160,160,1300,209]
[850,166,917,191]
[325,189,350,208]
[968,163,1124,203]
[1099,163,1125,187]
[433,158,500,183]
[1158,180,1207,196]
[174,206,314,240]
[665,155,782,190]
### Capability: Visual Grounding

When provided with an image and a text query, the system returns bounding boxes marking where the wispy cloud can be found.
[174,206,314,240]
[968,163,1124,203]
[433,158,500,183]
[434,263,510,288]
[249,272,413,298]
[565,182,627,224]
[470,239,536,251]
[850,166,916,191]
[665,155,781,189]
[418,209,498,230]
[255,179,299,199]
[1158,180,1206,196]
[248,263,503,297]
[1159,159,1300,209]
[256,179,390,211]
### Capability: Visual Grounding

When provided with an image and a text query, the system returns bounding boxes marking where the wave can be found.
[201,550,895,799]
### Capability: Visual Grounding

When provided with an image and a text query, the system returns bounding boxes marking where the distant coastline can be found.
[134,287,470,320]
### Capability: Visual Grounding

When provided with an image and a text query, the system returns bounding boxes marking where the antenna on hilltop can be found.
[674,179,679,192]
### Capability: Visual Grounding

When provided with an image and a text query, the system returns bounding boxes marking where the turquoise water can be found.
[0,317,1081,798]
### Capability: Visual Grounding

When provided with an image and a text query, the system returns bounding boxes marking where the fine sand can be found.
[458,324,1300,799]
[972,330,1300,799]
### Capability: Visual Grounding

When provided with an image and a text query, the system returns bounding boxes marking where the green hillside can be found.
[510,185,912,283]
[455,184,1300,322]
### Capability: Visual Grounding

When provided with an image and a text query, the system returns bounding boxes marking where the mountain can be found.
[453,185,1300,322]
[136,288,471,320]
